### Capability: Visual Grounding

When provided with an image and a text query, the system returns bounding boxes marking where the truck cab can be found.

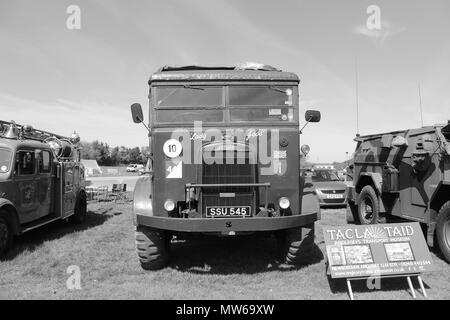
[130,63,321,270]
[0,121,87,257]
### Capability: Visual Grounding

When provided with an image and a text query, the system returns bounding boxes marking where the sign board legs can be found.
[417,275,428,298]
[347,279,354,300]
[346,275,427,300]
[406,276,416,298]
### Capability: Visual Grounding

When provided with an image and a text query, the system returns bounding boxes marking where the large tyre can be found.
[0,216,13,258]
[346,201,359,224]
[70,192,87,224]
[436,201,450,263]
[280,224,315,265]
[135,227,169,270]
[357,186,380,225]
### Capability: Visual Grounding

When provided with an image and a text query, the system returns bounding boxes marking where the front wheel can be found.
[135,227,170,270]
[0,216,13,258]
[278,224,315,265]
[436,201,450,263]
[357,186,380,224]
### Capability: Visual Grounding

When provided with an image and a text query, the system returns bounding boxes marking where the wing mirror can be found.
[305,110,321,123]
[131,103,144,124]
[300,110,321,134]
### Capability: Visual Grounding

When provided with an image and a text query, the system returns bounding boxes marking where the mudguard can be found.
[301,192,321,220]
[0,198,14,209]
[0,198,20,234]
[429,180,450,212]
[356,172,383,194]
[132,175,153,225]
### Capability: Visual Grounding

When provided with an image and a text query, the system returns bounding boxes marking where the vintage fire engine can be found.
[130,63,321,270]
[0,120,87,257]
[346,122,450,262]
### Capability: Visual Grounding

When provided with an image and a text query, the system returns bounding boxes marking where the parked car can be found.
[303,169,347,208]
[126,164,137,172]
[127,164,144,172]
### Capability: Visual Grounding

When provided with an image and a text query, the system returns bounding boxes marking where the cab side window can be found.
[16,151,35,175]
[38,150,52,173]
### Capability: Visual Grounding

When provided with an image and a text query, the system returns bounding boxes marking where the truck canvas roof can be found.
[149,63,299,83]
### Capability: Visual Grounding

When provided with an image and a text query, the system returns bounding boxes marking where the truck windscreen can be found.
[229,86,293,106]
[153,85,295,123]
[155,86,222,107]
[0,149,12,173]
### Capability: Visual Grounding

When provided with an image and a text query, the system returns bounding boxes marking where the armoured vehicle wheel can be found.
[436,201,450,263]
[135,227,169,270]
[0,216,12,258]
[357,186,379,224]
[70,192,87,224]
[279,224,315,265]
[346,201,359,224]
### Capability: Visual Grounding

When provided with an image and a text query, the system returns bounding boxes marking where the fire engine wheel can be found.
[70,192,87,224]
[0,216,13,258]
[135,227,169,270]
[357,186,380,225]
[436,201,450,263]
[279,224,315,265]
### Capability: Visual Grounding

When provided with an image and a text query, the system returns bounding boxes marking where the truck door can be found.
[36,149,53,217]
[62,162,76,218]
[14,149,42,224]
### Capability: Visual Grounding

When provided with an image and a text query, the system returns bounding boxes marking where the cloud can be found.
[353,20,406,44]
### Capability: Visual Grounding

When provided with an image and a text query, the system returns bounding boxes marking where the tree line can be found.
[80,140,149,166]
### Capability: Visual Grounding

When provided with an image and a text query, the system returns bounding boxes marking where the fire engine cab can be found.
[0,120,87,257]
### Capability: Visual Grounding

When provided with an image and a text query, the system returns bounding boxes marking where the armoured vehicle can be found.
[346,122,450,262]
[130,63,321,270]
[0,120,87,257]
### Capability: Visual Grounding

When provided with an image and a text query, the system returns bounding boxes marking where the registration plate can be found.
[326,194,344,199]
[206,206,251,217]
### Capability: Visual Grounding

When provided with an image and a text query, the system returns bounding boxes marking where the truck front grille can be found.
[200,153,257,214]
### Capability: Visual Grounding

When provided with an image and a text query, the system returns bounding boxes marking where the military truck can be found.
[0,120,87,257]
[346,122,450,262]
[130,63,321,270]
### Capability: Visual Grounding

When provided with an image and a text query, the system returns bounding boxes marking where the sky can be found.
[0,0,449,163]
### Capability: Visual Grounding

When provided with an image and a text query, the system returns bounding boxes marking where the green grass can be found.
[0,203,449,300]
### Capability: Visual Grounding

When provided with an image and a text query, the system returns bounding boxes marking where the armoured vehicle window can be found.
[16,150,35,175]
[230,107,294,122]
[0,149,12,173]
[38,150,52,173]
[155,109,224,123]
[312,170,340,182]
[155,86,222,107]
[229,86,294,106]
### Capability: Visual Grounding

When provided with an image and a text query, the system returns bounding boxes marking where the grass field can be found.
[0,202,449,300]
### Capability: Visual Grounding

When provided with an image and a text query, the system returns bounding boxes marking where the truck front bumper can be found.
[136,212,317,233]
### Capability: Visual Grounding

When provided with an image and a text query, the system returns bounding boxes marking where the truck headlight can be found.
[164,199,176,212]
[279,197,290,209]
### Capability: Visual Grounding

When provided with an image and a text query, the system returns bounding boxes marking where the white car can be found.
[127,164,144,173]
[126,164,137,172]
